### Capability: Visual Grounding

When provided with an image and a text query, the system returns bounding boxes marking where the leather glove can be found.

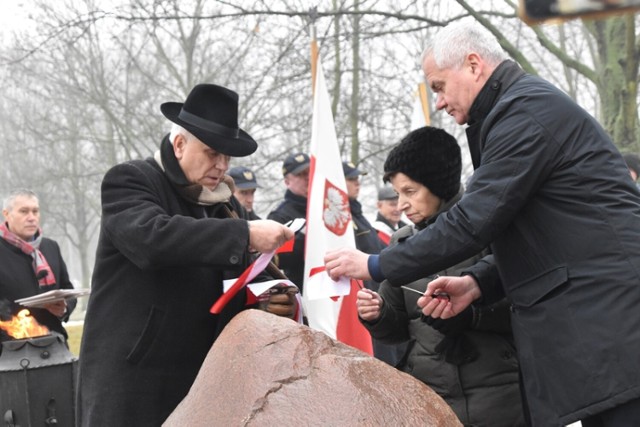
[260,285,298,320]
[421,305,473,336]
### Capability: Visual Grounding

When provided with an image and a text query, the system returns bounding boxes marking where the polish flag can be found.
[302,54,373,355]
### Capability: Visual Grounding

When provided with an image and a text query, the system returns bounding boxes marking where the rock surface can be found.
[164,309,461,426]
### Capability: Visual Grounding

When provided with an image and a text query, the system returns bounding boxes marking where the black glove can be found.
[421,306,473,336]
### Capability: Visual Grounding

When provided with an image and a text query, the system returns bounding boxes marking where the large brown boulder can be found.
[164,309,461,426]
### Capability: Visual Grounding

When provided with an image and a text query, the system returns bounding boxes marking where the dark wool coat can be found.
[77,157,257,427]
[378,61,640,425]
[0,237,76,340]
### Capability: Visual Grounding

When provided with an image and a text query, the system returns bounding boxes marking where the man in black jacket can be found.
[228,165,262,220]
[267,153,310,293]
[325,21,640,426]
[372,186,407,245]
[77,84,294,427]
[342,161,386,258]
[342,161,404,366]
[0,189,76,340]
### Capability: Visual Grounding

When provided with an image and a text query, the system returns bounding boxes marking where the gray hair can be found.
[169,123,194,145]
[423,21,508,70]
[3,189,39,211]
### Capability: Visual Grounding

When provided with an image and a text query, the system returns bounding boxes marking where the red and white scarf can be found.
[0,222,56,287]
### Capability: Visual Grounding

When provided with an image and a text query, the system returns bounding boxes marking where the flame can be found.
[0,309,50,339]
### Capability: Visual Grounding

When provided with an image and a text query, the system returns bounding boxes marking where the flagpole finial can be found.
[308,7,318,40]
[308,6,318,24]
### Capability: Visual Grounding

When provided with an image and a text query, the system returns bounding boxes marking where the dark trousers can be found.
[581,397,640,427]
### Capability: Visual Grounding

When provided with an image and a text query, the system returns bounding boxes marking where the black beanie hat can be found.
[383,126,461,201]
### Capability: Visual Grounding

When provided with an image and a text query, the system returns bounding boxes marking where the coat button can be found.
[230,255,239,264]
[501,351,513,360]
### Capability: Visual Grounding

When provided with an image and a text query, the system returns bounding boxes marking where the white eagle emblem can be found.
[323,179,351,236]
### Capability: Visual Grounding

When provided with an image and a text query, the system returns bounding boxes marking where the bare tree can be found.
[1,0,637,295]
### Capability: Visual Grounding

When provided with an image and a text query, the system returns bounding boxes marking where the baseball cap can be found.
[342,161,367,179]
[228,166,261,189]
[282,153,310,176]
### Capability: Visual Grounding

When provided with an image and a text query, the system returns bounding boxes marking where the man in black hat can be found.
[373,186,407,245]
[267,152,310,293]
[76,84,295,427]
[229,165,262,220]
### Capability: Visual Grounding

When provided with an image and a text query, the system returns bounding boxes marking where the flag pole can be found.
[309,7,319,97]
[418,82,431,126]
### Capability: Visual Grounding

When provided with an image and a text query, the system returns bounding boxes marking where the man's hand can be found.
[417,275,482,319]
[324,247,372,281]
[43,300,67,319]
[248,220,294,253]
[356,288,382,322]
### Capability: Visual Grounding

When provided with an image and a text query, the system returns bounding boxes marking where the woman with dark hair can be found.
[356,126,525,427]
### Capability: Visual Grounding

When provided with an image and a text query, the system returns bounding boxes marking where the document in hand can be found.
[15,289,91,308]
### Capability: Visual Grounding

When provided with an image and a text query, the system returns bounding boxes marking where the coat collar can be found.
[466,60,526,168]
[349,198,363,216]
[468,60,525,126]
[284,189,307,207]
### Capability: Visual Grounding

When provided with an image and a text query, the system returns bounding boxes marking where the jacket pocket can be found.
[509,266,568,309]
[126,305,165,365]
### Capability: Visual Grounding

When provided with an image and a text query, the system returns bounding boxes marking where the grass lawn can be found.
[65,323,84,357]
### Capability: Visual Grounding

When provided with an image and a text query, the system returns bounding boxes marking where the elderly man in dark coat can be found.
[77,84,294,427]
[0,189,76,340]
[325,22,640,426]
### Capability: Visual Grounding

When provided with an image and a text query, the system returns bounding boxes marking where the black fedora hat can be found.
[160,84,257,157]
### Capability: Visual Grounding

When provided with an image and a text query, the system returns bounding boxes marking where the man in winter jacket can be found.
[342,161,387,258]
[325,21,640,426]
[0,189,76,341]
[342,161,405,367]
[228,165,262,220]
[77,84,294,426]
[267,152,310,293]
[372,186,407,245]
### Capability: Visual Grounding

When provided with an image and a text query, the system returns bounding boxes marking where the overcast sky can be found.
[0,2,28,36]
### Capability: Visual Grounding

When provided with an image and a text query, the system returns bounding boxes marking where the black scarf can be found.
[153,134,233,206]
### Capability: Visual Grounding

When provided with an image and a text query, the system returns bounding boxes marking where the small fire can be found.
[0,309,50,339]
